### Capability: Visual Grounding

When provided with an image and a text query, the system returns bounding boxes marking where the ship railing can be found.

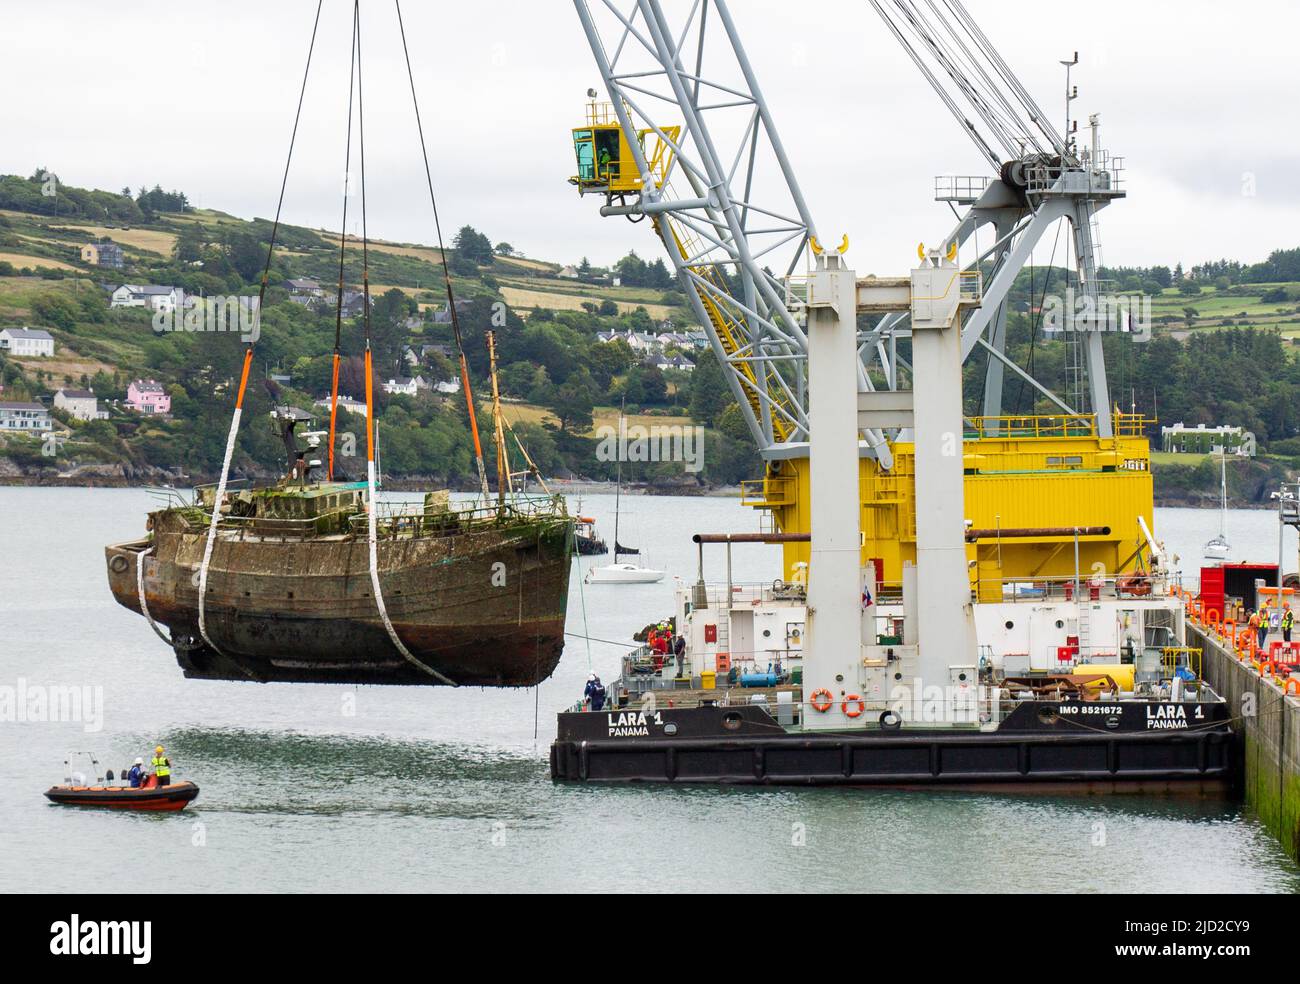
[980,574,1165,604]
[582,688,1016,726]
[181,493,568,540]
[352,494,569,538]
[192,509,358,540]
[965,413,1099,439]
[692,582,797,607]
[689,580,906,607]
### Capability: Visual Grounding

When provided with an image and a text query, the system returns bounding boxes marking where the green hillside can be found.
[0,172,747,488]
[4,170,1300,500]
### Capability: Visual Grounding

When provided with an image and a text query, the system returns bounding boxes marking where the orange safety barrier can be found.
[1285,678,1300,696]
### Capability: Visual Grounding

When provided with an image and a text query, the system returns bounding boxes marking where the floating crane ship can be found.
[551,0,1232,787]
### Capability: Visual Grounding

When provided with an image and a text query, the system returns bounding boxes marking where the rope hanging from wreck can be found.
[135,548,173,648]
[572,531,595,672]
[353,2,454,686]
[396,0,491,502]
[196,0,324,660]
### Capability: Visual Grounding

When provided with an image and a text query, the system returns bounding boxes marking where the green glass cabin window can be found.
[574,130,595,180]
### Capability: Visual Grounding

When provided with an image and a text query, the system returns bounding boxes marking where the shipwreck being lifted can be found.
[105,1,573,688]
[106,409,573,687]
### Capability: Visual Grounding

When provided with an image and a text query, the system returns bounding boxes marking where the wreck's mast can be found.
[486,330,511,509]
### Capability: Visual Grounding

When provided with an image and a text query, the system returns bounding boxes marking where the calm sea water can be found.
[1,486,1298,894]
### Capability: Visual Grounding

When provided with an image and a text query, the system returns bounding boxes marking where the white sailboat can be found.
[585,410,664,585]
[1204,450,1231,560]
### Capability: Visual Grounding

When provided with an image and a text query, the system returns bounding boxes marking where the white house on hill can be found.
[111,285,182,313]
[382,376,430,397]
[0,327,55,357]
[54,388,106,421]
[0,401,52,432]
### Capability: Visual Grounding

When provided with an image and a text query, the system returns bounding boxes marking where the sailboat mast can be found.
[613,406,623,563]
[1221,450,1228,536]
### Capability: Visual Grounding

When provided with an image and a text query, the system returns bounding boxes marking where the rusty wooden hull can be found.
[106,511,574,687]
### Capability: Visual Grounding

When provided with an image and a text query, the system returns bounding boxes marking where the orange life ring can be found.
[842,694,866,718]
[809,688,833,713]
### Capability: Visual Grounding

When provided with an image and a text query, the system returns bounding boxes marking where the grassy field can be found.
[7,347,117,382]
[0,275,89,312]
[1149,283,1300,330]
[501,401,693,436]
[1150,450,1212,467]
[0,251,79,271]
[499,283,676,318]
[49,224,177,255]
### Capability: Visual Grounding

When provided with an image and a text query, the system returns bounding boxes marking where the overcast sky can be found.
[4,1,1298,274]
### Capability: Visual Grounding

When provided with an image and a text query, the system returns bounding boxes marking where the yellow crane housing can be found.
[569,101,1156,595]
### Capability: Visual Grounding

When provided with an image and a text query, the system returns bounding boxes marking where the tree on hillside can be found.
[615,250,648,286]
[174,224,206,265]
[586,339,634,389]
[137,184,189,214]
[222,230,266,283]
[620,365,667,405]
[647,257,674,289]
[452,225,494,267]
[371,288,414,379]
[689,347,733,426]
[550,370,599,434]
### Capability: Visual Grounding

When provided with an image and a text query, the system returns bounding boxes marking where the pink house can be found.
[126,379,171,415]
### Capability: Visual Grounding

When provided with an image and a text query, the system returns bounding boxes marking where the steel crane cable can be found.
[348,0,453,687]
[903,0,1027,154]
[1013,220,1062,414]
[196,0,323,665]
[395,0,491,501]
[867,0,1001,170]
[924,0,1046,157]
[943,0,1066,156]
[887,0,1016,158]
[889,1,1023,161]
[326,5,361,482]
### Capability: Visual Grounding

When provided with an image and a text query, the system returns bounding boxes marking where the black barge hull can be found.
[551,702,1235,788]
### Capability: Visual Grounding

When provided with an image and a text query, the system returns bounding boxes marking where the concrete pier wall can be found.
[1189,622,1300,861]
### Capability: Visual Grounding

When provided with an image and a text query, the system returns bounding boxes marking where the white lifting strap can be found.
[197,406,242,657]
[136,547,173,646]
[367,460,455,686]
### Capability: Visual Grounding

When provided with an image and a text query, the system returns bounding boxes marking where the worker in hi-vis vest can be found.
[1283,605,1294,644]
[151,745,172,787]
